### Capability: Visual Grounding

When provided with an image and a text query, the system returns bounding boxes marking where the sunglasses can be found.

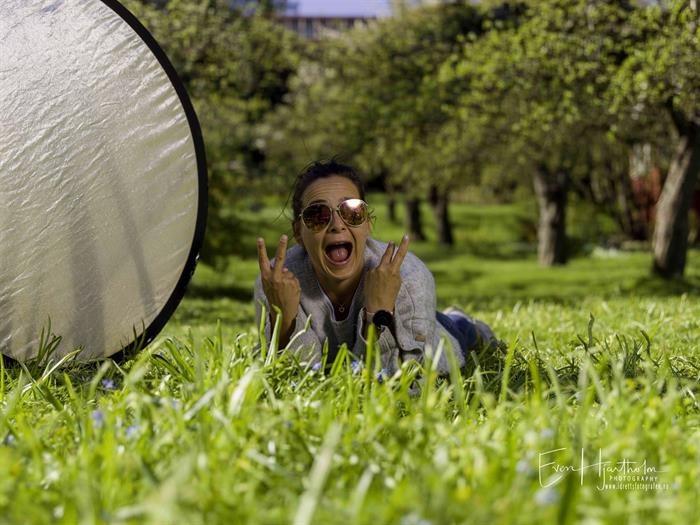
[299,198,370,232]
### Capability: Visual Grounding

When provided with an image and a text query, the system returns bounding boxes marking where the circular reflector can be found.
[0,0,207,360]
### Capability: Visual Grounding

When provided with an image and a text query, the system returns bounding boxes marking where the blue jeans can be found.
[436,311,493,354]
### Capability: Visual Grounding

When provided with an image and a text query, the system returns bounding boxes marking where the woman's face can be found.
[294,175,371,288]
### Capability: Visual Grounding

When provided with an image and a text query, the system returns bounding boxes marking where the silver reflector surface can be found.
[0,1,207,360]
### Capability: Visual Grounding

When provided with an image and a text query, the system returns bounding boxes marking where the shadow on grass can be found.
[431,268,483,284]
[414,241,536,263]
[437,270,700,312]
[461,240,537,261]
[180,272,700,318]
[625,275,700,297]
[185,282,253,302]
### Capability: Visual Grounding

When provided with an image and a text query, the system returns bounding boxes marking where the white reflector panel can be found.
[0,0,207,360]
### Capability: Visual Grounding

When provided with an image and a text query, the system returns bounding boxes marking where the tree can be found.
[611,0,700,277]
[445,0,637,265]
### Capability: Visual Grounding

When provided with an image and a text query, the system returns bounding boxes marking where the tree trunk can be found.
[428,185,454,246]
[652,124,700,277]
[404,198,426,242]
[533,166,569,266]
[387,195,397,224]
[384,176,399,224]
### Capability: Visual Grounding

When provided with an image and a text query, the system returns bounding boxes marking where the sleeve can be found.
[384,256,464,376]
[350,253,440,395]
[253,273,323,365]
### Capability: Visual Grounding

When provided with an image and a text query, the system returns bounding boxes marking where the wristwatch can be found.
[364,309,403,351]
[371,310,394,330]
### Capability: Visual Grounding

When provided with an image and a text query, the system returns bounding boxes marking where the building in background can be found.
[278,0,392,38]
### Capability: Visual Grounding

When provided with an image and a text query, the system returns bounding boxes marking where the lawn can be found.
[1,196,698,524]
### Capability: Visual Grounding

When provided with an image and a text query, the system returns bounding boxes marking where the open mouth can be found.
[324,242,353,265]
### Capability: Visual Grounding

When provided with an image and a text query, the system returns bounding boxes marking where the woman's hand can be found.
[364,235,410,314]
[258,235,300,343]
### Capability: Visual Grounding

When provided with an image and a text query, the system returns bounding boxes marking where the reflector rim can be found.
[99,0,208,361]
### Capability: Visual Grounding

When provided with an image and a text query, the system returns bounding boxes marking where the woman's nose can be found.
[328,208,346,231]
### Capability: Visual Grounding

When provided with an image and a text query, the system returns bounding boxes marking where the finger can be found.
[273,234,288,276]
[391,234,410,268]
[257,237,271,276]
[379,241,394,266]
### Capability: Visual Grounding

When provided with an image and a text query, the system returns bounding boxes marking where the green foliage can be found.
[1,198,699,521]
[1,199,699,522]
[261,3,486,193]
[609,1,700,128]
[120,0,700,268]
[445,1,630,177]
[4,312,700,523]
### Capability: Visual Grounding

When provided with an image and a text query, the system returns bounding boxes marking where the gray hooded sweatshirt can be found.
[254,237,465,377]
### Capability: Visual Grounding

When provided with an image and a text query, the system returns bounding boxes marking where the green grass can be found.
[1,197,699,524]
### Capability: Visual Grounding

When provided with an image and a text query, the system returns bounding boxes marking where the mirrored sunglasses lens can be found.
[339,199,367,226]
[303,204,332,230]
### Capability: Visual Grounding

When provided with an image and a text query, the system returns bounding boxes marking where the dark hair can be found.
[291,159,367,223]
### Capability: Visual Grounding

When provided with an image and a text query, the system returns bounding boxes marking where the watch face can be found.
[372,310,394,328]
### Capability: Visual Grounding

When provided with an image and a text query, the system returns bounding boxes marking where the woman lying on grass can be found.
[254,160,499,381]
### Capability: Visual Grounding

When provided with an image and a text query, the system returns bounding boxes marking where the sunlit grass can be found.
[1,311,698,524]
[1,197,698,523]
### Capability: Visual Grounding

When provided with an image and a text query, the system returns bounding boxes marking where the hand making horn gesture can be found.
[364,234,410,314]
[257,235,300,339]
